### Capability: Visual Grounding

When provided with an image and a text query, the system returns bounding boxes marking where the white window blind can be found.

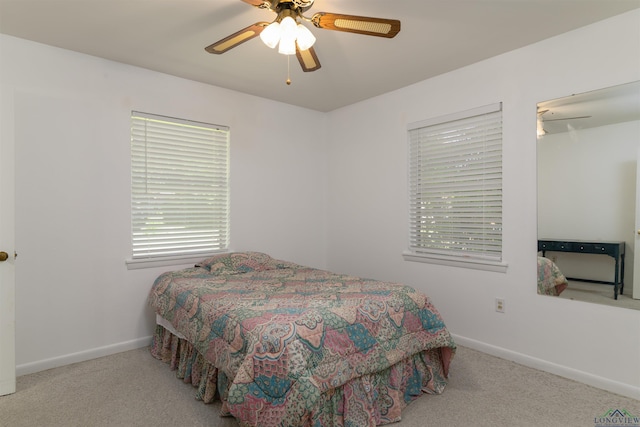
[406,103,503,266]
[130,111,230,260]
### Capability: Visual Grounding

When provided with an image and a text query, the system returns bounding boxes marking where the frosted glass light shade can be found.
[279,17,297,39]
[278,17,297,55]
[278,34,296,55]
[296,24,316,51]
[260,22,281,49]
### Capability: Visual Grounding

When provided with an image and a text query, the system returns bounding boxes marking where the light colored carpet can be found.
[559,280,640,311]
[1,346,639,427]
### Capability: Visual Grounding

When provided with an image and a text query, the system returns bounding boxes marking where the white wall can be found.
[538,120,639,284]
[1,35,328,372]
[325,10,640,399]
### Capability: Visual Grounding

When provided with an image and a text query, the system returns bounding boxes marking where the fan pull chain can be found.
[286,55,291,85]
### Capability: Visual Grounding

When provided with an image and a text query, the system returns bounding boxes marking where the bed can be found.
[537,256,568,296]
[148,251,455,427]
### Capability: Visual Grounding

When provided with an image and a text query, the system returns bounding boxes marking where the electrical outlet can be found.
[495,298,505,313]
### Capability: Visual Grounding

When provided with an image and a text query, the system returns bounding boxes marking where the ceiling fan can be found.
[205,0,401,75]
[537,108,592,136]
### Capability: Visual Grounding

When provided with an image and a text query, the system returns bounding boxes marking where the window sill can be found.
[125,253,219,270]
[403,251,508,273]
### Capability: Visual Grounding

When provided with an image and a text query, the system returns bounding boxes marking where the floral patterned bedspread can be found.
[148,252,455,426]
[537,256,568,296]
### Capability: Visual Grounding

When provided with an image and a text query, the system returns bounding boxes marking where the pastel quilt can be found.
[537,256,568,296]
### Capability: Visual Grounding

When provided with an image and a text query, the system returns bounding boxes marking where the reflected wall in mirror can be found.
[536,81,640,310]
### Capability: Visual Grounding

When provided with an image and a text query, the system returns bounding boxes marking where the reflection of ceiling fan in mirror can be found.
[536,108,592,136]
[205,0,401,75]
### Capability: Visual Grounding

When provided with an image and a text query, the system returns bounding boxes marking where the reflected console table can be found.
[538,239,625,300]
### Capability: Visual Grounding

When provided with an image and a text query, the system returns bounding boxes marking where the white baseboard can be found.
[452,334,640,400]
[15,333,640,401]
[16,336,152,377]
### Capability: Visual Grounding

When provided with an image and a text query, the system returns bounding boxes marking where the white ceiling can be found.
[1,0,639,112]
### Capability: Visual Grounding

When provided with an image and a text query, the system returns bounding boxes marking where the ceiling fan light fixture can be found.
[260,21,281,48]
[296,24,316,51]
[263,16,302,55]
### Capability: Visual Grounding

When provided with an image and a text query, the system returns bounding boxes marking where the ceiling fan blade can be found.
[205,22,269,54]
[544,116,592,122]
[311,13,400,38]
[296,46,321,72]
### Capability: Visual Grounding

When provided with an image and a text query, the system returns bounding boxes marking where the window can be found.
[129,112,230,265]
[404,103,505,272]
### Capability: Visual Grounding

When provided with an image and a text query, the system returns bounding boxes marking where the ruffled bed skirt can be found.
[150,325,451,426]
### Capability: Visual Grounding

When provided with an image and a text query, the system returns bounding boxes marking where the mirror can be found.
[536,81,640,310]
